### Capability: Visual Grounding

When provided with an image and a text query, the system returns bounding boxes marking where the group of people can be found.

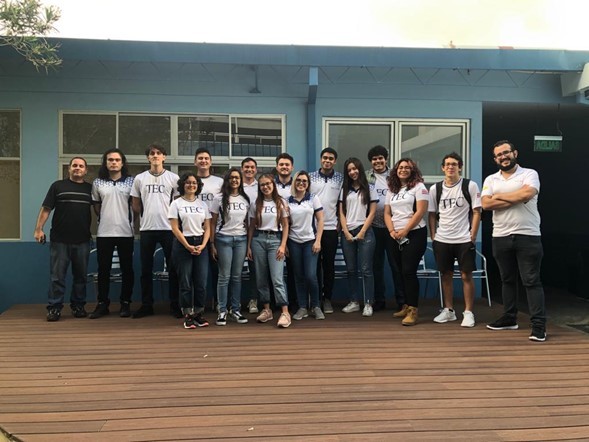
[35,140,547,341]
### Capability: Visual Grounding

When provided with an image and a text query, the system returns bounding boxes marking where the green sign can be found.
[533,136,562,153]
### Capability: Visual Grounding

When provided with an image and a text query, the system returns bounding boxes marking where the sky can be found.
[46,0,589,50]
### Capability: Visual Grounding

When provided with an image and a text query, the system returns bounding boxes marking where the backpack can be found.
[435,178,472,224]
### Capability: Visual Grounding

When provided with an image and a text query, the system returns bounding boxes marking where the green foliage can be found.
[0,0,61,71]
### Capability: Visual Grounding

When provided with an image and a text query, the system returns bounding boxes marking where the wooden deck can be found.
[1,301,589,441]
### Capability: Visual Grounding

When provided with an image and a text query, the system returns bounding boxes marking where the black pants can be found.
[372,227,405,307]
[316,230,338,300]
[390,227,427,308]
[139,230,179,306]
[96,236,134,305]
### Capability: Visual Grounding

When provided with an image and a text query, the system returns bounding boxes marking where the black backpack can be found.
[435,178,472,224]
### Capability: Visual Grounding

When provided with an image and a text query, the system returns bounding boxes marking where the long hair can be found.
[291,170,311,198]
[341,157,370,216]
[177,172,203,197]
[221,168,250,221]
[387,158,423,194]
[255,173,285,229]
[98,148,128,180]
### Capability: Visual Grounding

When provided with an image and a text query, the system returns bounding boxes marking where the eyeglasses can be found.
[259,182,273,188]
[185,181,198,186]
[295,179,308,184]
[444,162,459,167]
[229,176,240,181]
[494,150,513,159]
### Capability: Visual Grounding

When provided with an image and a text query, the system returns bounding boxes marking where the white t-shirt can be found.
[385,182,429,231]
[367,168,389,228]
[168,197,211,237]
[249,199,288,232]
[197,174,223,210]
[210,194,250,237]
[275,177,292,201]
[92,176,134,237]
[243,180,258,205]
[428,178,481,243]
[310,170,343,230]
[131,170,180,231]
[339,185,379,230]
[287,194,323,243]
[481,165,541,237]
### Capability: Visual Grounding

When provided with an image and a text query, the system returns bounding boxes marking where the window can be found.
[62,113,116,154]
[324,118,469,181]
[119,115,171,155]
[0,110,21,239]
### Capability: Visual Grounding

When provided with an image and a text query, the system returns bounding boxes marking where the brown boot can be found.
[401,307,418,326]
[393,304,409,318]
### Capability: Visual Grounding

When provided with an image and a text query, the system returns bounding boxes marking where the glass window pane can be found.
[0,160,20,238]
[0,111,20,157]
[401,125,463,176]
[63,114,116,155]
[178,116,230,157]
[328,124,391,167]
[119,115,171,155]
[231,117,282,158]
[178,164,228,178]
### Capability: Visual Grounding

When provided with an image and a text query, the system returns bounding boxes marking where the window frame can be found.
[0,109,22,241]
[323,117,470,182]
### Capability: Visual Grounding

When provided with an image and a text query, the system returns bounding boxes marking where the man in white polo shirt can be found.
[241,157,260,313]
[310,147,343,314]
[90,148,135,319]
[482,140,546,342]
[131,144,180,318]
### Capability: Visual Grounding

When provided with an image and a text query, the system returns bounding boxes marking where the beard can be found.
[498,158,517,171]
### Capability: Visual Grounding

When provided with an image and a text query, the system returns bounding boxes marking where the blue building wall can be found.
[1,41,586,312]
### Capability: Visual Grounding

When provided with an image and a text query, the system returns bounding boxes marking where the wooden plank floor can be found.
[1,301,589,441]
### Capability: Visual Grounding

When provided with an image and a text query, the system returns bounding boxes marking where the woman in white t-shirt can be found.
[169,173,211,329]
[210,168,251,326]
[288,171,325,321]
[384,158,428,326]
[247,174,291,328]
[338,158,378,317]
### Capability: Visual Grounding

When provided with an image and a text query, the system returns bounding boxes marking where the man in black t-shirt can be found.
[34,157,93,322]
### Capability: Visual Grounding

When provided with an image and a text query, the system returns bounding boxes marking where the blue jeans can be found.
[140,230,179,306]
[48,241,91,309]
[216,234,248,313]
[288,239,320,309]
[251,232,288,307]
[340,227,375,304]
[492,234,545,327]
[172,236,209,313]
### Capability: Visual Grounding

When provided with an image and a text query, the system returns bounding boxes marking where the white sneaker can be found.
[292,308,309,320]
[433,308,457,323]
[342,301,360,313]
[461,310,475,328]
[362,304,373,317]
[323,299,334,314]
[248,299,258,314]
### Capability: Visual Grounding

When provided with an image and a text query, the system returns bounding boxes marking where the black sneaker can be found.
[132,304,154,319]
[89,303,109,319]
[71,305,88,318]
[170,302,183,318]
[193,313,209,327]
[216,311,228,326]
[47,307,61,322]
[119,302,131,318]
[486,315,518,330]
[183,315,196,329]
[230,310,248,324]
[529,326,547,342]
